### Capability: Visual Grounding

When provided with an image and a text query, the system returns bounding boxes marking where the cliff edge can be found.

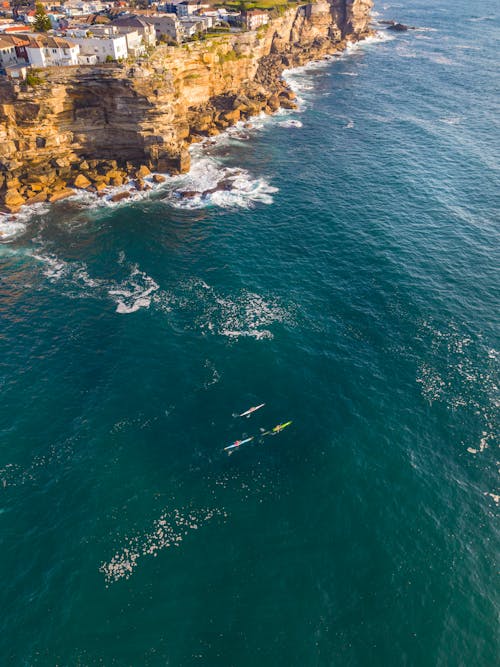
[0,0,373,213]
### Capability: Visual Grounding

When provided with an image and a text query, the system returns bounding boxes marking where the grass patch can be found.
[26,70,44,86]
[218,49,246,63]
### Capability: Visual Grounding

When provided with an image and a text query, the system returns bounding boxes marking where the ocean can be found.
[0,0,498,664]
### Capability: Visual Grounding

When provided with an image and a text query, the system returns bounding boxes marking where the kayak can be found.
[261,421,293,436]
[224,436,254,452]
[239,403,265,418]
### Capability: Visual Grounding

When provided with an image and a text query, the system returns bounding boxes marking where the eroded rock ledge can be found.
[0,0,373,214]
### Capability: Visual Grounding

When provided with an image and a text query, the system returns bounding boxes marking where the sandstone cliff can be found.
[0,0,372,213]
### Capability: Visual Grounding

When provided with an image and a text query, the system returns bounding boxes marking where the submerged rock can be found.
[387,22,414,31]
[110,191,132,203]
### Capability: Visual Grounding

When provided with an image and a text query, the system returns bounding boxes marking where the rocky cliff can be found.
[0,0,372,213]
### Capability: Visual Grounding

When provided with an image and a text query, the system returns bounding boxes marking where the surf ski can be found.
[239,403,265,418]
[224,436,254,452]
[261,421,293,436]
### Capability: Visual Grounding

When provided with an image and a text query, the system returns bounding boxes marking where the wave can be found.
[31,250,159,314]
[168,157,278,210]
[0,218,27,243]
[30,250,295,336]
[278,119,303,129]
[466,15,496,23]
[156,278,295,341]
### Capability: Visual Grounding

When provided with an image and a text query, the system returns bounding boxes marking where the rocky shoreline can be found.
[0,0,373,218]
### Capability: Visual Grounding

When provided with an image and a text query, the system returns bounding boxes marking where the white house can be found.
[0,34,20,69]
[179,18,205,38]
[242,9,269,31]
[121,29,145,58]
[78,52,98,64]
[25,35,80,67]
[176,1,210,18]
[69,33,128,62]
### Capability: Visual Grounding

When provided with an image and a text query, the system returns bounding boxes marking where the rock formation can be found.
[0,0,373,213]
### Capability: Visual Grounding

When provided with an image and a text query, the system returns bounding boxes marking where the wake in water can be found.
[32,250,159,314]
[30,252,296,337]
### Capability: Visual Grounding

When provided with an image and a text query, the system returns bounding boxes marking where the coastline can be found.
[0,1,374,222]
[0,30,384,235]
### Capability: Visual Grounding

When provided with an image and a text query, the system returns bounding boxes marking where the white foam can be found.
[278,119,303,129]
[417,321,499,458]
[170,157,278,210]
[31,250,159,314]
[0,218,27,242]
[31,251,70,280]
[100,506,228,584]
[439,116,463,125]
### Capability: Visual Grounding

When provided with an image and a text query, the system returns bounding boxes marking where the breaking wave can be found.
[169,157,278,210]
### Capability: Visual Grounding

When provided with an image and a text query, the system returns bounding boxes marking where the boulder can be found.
[50,157,70,169]
[110,191,131,203]
[79,160,90,171]
[280,88,297,100]
[94,181,107,193]
[29,182,45,192]
[136,164,151,178]
[267,95,280,112]
[6,176,21,190]
[25,191,48,205]
[152,174,166,183]
[73,173,92,189]
[387,23,411,31]
[3,189,26,213]
[52,179,67,192]
[48,188,75,203]
[220,108,241,124]
[110,175,124,187]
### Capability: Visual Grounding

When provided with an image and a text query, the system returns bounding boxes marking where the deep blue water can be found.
[1,1,499,664]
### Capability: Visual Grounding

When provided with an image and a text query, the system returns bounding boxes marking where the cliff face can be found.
[0,0,372,212]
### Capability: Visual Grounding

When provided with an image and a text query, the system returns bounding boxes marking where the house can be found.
[120,28,144,57]
[25,34,80,66]
[77,51,97,64]
[178,17,204,38]
[142,13,182,44]
[111,14,156,46]
[68,31,128,61]
[176,0,209,18]
[0,34,21,69]
[242,9,268,31]
[8,33,30,62]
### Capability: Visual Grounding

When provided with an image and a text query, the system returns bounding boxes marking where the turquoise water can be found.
[1,1,499,664]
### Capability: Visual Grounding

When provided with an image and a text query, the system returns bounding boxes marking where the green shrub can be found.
[26,72,43,86]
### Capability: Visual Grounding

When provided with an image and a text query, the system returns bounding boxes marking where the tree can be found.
[34,3,52,33]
